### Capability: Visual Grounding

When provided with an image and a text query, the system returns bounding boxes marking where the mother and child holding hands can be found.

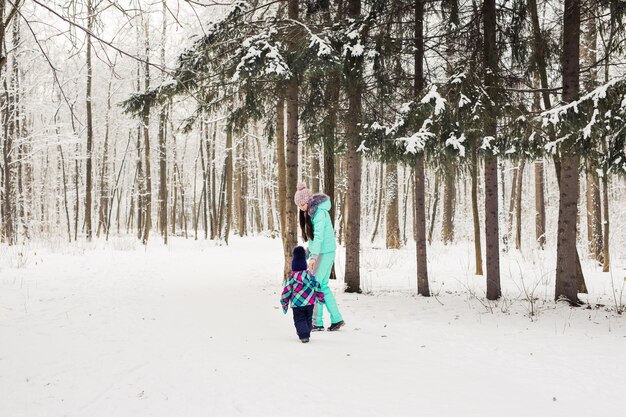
[280,183,345,343]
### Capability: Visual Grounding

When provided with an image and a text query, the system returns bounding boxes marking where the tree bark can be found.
[275,88,290,275]
[233,136,241,236]
[85,0,94,240]
[284,0,299,270]
[585,161,603,261]
[601,160,610,272]
[97,70,113,239]
[555,0,582,304]
[483,0,501,300]
[428,173,439,245]
[514,160,525,250]
[534,160,546,249]
[581,5,602,262]
[471,140,483,274]
[311,150,320,193]
[344,0,363,294]
[370,161,384,243]
[141,24,152,245]
[158,1,168,244]
[506,165,519,251]
[386,163,401,249]
[239,138,248,236]
[441,161,455,244]
[530,0,585,287]
[223,127,233,244]
[414,0,429,296]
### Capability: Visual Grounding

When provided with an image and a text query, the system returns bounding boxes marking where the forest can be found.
[1,0,626,303]
[2,2,626,416]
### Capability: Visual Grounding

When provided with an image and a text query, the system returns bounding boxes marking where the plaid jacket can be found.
[280,270,325,313]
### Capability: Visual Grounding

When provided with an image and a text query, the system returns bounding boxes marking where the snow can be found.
[356,141,370,153]
[308,34,333,58]
[420,86,447,115]
[542,78,623,127]
[445,132,466,157]
[459,93,471,108]
[480,135,495,151]
[582,109,599,139]
[399,118,435,154]
[1,237,625,417]
[231,29,290,82]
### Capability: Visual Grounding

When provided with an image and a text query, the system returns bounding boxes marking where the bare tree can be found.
[84,0,94,240]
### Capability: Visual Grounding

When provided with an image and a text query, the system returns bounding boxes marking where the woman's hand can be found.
[308,257,316,272]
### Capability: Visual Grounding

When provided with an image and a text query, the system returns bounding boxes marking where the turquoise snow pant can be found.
[311,252,343,326]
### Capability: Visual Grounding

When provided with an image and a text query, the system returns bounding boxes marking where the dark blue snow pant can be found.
[292,305,314,340]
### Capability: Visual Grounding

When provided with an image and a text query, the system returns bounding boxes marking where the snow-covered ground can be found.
[1,236,625,417]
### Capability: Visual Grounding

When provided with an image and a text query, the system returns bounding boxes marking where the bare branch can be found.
[27,0,170,75]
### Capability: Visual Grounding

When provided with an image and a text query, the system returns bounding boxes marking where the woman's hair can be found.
[299,209,314,241]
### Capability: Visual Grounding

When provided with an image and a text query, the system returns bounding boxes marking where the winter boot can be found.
[311,325,325,332]
[300,338,310,343]
[327,320,345,331]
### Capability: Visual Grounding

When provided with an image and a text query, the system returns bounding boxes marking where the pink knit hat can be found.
[294,183,313,206]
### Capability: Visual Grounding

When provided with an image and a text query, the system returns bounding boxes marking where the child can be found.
[280,246,325,343]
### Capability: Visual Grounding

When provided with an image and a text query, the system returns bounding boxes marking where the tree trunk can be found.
[581,5,602,262]
[324,72,339,228]
[530,0,585,288]
[233,136,241,236]
[85,0,94,240]
[370,161,384,243]
[275,88,290,275]
[158,106,168,243]
[514,160,525,251]
[323,76,339,281]
[414,0,429,295]
[441,162,455,244]
[171,133,178,236]
[284,0,299,270]
[428,172,439,245]
[601,159,610,272]
[209,125,218,238]
[97,72,112,238]
[506,164,519,251]
[255,134,275,232]
[106,134,131,241]
[193,142,200,240]
[12,19,28,240]
[2,80,13,244]
[534,160,546,249]
[158,0,168,244]
[402,167,412,245]
[223,127,234,244]
[240,138,248,236]
[555,0,581,304]
[585,161,603,261]
[471,140,483,274]
[483,0,501,300]
[141,24,152,245]
[386,163,401,249]
[311,149,320,193]
[344,0,363,294]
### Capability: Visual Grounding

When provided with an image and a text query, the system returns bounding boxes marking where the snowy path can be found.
[1,237,625,417]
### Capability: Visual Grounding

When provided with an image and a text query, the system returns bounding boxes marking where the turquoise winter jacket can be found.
[307,195,336,256]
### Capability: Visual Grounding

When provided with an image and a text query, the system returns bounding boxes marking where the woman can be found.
[293,183,345,331]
